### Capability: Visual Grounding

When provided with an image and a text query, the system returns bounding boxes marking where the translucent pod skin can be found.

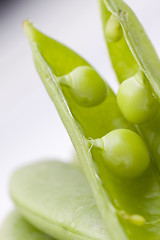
[100,129,150,178]
[59,66,107,108]
[105,15,123,42]
[117,76,158,124]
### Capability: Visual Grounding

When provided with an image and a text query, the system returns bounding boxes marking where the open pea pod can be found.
[99,0,160,95]
[0,211,53,240]
[24,20,160,240]
[10,161,108,240]
[99,0,160,173]
[99,0,138,83]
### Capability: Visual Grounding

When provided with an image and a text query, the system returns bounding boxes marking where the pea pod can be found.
[99,0,138,83]
[99,0,160,97]
[0,211,53,240]
[99,0,160,173]
[23,19,160,240]
[10,161,108,240]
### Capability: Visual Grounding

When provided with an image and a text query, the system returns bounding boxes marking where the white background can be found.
[1,0,160,225]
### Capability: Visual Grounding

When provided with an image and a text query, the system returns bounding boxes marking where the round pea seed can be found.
[105,15,123,42]
[117,76,158,123]
[59,66,107,107]
[100,129,150,178]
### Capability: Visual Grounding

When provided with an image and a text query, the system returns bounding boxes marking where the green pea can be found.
[105,15,123,42]
[58,66,107,107]
[117,75,158,123]
[92,129,150,178]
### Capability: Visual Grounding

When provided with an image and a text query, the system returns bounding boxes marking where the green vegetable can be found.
[23,19,133,240]
[117,72,158,123]
[91,129,150,178]
[99,0,160,172]
[58,66,107,107]
[0,211,53,240]
[10,161,108,240]
[1,0,160,240]
[105,15,123,42]
[99,0,160,96]
[99,1,160,238]
[21,13,160,240]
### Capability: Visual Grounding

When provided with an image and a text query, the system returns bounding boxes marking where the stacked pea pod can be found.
[1,0,160,239]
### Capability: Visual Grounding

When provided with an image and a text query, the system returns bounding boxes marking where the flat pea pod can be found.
[24,20,160,240]
[10,161,108,240]
[0,211,53,240]
[99,0,160,173]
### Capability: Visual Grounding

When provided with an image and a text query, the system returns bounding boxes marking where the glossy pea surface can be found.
[68,66,107,107]
[105,15,123,42]
[117,77,158,123]
[101,129,150,178]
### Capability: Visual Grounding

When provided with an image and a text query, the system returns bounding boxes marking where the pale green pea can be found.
[105,15,123,42]
[117,74,158,124]
[58,66,107,107]
[91,129,150,178]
